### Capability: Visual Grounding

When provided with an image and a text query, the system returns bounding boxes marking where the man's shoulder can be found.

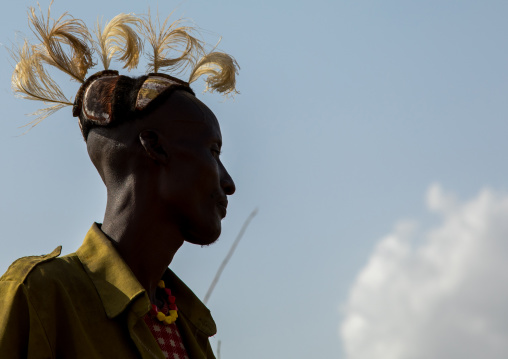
[0,246,81,285]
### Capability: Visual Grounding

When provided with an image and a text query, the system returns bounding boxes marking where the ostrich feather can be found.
[188,51,239,95]
[28,2,94,83]
[11,40,73,129]
[140,10,204,74]
[94,13,143,71]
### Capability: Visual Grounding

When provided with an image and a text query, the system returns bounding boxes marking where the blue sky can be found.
[1,1,508,358]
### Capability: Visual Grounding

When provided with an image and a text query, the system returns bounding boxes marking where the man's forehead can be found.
[144,90,221,140]
[157,91,218,125]
[176,91,218,125]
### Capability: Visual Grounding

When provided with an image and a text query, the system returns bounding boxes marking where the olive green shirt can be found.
[0,223,217,359]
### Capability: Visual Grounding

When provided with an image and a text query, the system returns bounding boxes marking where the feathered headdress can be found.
[11,2,239,138]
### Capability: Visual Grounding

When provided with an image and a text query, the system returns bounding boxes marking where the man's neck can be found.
[101,191,184,304]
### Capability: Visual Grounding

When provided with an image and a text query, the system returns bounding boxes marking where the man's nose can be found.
[220,162,236,195]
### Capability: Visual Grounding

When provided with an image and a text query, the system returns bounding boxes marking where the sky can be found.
[1,1,508,358]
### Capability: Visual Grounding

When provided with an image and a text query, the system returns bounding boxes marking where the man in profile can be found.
[0,8,238,359]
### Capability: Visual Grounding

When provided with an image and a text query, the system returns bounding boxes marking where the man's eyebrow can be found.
[210,139,222,151]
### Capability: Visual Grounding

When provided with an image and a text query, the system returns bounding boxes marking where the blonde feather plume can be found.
[11,40,73,128]
[140,10,205,74]
[94,14,143,71]
[189,51,239,95]
[10,4,240,131]
[28,2,94,82]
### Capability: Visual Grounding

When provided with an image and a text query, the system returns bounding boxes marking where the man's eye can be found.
[211,148,221,157]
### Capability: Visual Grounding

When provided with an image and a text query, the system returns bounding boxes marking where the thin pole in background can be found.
[203,208,258,305]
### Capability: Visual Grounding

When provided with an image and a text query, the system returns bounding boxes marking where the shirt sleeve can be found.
[0,280,53,359]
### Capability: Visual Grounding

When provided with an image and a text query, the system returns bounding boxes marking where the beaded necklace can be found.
[150,280,178,325]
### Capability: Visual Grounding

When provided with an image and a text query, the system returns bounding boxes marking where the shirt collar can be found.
[76,223,216,336]
[163,269,217,336]
[76,223,148,319]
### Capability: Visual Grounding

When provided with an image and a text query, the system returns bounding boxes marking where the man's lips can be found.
[217,199,228,218]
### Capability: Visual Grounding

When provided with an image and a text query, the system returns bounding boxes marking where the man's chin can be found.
[184,226,221,246]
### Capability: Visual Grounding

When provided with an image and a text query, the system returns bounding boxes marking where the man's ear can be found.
[139,130,169,164]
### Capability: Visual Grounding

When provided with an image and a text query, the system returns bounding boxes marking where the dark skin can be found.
[86,90,236,304]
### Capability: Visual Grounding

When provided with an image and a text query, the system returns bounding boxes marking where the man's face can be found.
[145,91,236,245]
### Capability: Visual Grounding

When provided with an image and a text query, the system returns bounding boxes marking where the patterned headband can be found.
[11,4,239,136]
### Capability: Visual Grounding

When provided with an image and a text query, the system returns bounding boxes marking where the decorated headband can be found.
[11,4,239,139]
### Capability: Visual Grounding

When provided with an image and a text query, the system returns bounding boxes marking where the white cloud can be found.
[340,184,508,359]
